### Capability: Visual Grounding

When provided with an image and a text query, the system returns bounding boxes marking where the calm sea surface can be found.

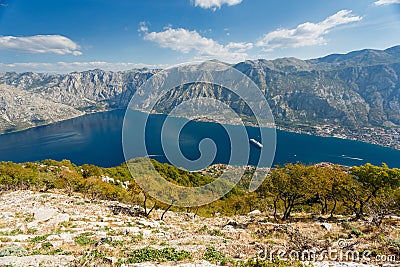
[0,109,399,168]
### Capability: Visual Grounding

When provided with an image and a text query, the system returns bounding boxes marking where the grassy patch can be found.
[202,246,230,265]
[208,228,225,237]
[131,232,144,243]
[0,246,28,257]
[74,233,97,246]
[74,249,106,265]
[126,247,192,263]
[341,222,362,237]
[0,229,24,236]
[29,234,51,243]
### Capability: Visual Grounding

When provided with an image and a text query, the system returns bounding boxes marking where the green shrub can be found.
[127,247,192,263]
[29,234,51,243]
[341,222,362,237]
[388,238,400,248]
[197,225,208,233]
[0,246,28,257]
[75,249,106,265]
[131,232,144,243]
[202,246,229,265]
[49,248,63,255]
[74,234,97,246]
[208,228,225,237]
[41,242,53,250]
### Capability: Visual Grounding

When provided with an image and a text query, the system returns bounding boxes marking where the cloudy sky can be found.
[0,0,399,72]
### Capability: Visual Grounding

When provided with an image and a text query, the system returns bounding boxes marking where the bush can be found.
[341,222,362,237]
[387,238,400,248]
[202,246,229,265]
[0,246,28,257]
[127,247,192,263]
[41,242,53,250]
[29,234,51,243]
[74,234,97,246]
[74,249,106,265]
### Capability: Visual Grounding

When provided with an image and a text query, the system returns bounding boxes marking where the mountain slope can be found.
[0,46,399,148]
[0,69,157,111]
[0,84,84,133]
[234,59,400,127]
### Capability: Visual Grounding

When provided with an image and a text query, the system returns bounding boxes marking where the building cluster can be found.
[101,175,130,189]
[279,123,400,150]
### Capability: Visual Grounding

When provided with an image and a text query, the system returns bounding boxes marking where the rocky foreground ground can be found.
[0,190,399,267]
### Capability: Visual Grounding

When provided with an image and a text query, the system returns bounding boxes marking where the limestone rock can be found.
[49,213,70,226]
[248,210,262,216]
[0,255,74,267]
[136,218,160,228]
[32,207,58,222]
[320,223,333,232]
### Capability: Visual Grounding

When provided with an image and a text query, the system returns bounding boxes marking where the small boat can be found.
[250,138,263,148]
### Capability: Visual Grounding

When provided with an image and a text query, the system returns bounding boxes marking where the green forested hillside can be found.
[0,158,399,222]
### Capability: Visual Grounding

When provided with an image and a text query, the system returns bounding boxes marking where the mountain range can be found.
[0,46,399,148]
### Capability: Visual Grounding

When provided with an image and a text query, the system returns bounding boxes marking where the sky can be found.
[0,0,399,73]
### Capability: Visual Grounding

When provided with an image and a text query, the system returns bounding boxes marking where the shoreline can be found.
[0,108,116,136]
[1,108,399,152]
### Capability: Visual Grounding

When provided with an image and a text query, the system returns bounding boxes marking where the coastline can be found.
[1,108,399,152]
[0,108,116,136]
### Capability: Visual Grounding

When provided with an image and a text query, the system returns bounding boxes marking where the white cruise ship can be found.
[250,138,263,148]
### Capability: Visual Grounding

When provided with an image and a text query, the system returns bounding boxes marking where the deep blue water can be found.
[0,109,399,168]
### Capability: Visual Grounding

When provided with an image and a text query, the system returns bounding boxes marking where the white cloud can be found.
[256,10,362,51]
[142,27,252,62]
[193,0,242,10]
[226,42,253,52]
[374,0,400,5]
[0,35,82,55]
[138,21,149,33]
[0,61,166,73]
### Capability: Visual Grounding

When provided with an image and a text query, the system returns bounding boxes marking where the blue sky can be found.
[0,0,399,72]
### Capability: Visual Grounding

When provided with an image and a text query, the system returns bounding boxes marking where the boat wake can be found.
[341,154,364,161]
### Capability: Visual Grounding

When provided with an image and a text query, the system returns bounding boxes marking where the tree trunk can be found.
[273,199,278,222]
[323,198,328,215]
[282,203,291,221]
[356,201,365,220]
[281,197,290,221]
[193,206,199,220]
[143,194,148,216]
[282,197,295,221]
[161,204,173,220]
[330,199,337,218]
[146,202,158,217]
